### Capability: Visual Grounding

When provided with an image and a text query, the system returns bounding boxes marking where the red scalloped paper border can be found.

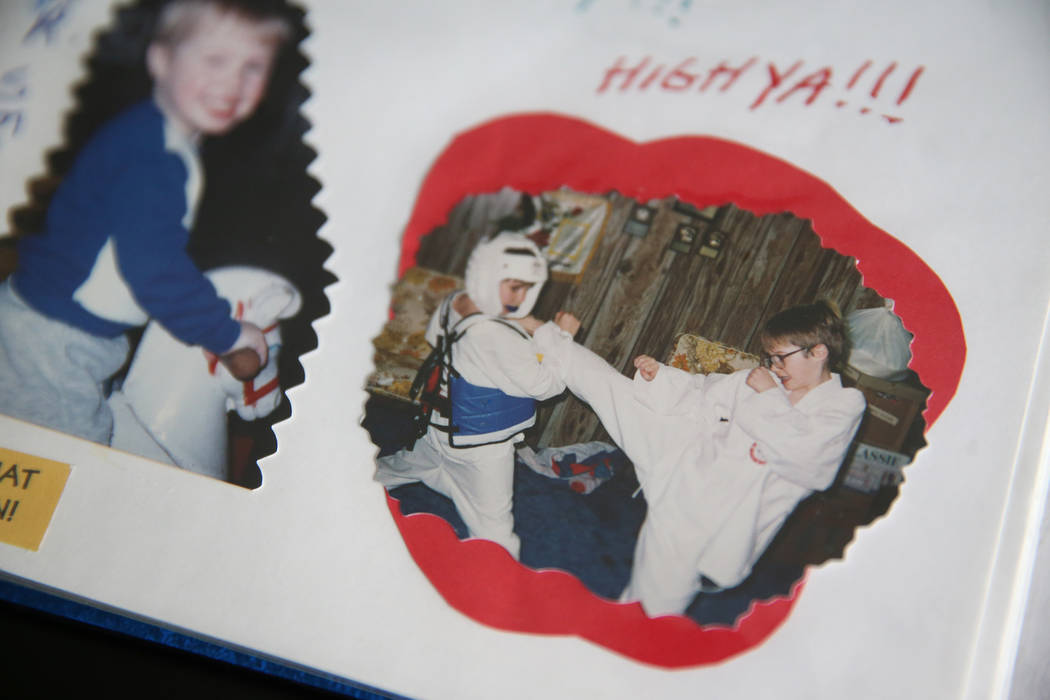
[387,113,965,668]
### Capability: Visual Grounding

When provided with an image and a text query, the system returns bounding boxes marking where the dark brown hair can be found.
[759,300,849,371]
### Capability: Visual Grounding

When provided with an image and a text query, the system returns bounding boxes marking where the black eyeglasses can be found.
[761,346,810,368]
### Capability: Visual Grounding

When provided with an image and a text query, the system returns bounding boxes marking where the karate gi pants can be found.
[559,341,707,616]
[376,426,521,560]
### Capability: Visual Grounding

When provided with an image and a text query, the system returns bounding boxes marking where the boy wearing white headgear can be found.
[375,232,579,559]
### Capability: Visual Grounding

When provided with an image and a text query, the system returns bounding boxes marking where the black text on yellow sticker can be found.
[0,447,71,551]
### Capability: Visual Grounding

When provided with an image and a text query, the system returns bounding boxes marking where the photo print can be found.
[360,113,964,667]
[0,0,333,489]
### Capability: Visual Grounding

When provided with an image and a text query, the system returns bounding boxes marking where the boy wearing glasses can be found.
[540,301,865,616]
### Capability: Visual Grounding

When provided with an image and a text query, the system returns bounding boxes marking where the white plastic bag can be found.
[846,299,913,380]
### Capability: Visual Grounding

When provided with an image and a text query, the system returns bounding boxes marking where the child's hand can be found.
[634,355,660,381]
[223,321,269,380]
[746,367,778,393]
[554,311,581,337]
[516,315,544,334]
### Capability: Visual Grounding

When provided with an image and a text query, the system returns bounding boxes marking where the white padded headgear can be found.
[464,232,547,318]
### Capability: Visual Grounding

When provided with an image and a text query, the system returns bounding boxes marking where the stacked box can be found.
[842,365,930,452]
[843,443,912,493]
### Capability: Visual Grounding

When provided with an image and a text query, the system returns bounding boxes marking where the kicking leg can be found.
[561,342,691,488]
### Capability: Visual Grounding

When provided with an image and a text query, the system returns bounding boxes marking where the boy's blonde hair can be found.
[153,0,293,48]
[759,300,849,371]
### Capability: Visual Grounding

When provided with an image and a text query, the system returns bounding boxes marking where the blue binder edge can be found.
[0,576,402,699]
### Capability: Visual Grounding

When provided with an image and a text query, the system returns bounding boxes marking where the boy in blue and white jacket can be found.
[0,0,292,443]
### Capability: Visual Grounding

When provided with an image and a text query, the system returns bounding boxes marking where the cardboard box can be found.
[842,365,930,452]
[843,442,912,494]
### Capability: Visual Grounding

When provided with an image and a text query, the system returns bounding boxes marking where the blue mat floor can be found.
[363,396,805,627]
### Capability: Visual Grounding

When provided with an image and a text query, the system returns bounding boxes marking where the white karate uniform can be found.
[535,334,865,616]
[376,293,567,559]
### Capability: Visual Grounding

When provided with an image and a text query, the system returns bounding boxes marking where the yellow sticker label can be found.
[0,447,71,551]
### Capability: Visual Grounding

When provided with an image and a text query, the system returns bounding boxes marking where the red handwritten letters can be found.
[597,56,923,124]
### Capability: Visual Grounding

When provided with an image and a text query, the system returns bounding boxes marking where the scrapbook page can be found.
[1,1,1049,698]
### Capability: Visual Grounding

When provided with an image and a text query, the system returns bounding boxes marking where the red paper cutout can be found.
[389,113,965,667]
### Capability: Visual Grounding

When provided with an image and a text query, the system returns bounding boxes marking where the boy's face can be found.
[148,10,281,140]
[498,279,534,316]
[763,342,830,394]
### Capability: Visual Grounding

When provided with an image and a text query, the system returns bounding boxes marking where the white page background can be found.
[1,1,1049,698]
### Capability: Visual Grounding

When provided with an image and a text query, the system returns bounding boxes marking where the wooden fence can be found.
[414,188,885,446]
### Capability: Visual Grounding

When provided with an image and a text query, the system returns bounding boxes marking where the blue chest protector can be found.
[414,295,536,448]
[448,373,535,445]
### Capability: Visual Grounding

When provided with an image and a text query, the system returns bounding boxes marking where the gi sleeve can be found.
[110,149,240,354]
[631,362,713,415]
[458,320,568,401]
[735,384,866,490]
